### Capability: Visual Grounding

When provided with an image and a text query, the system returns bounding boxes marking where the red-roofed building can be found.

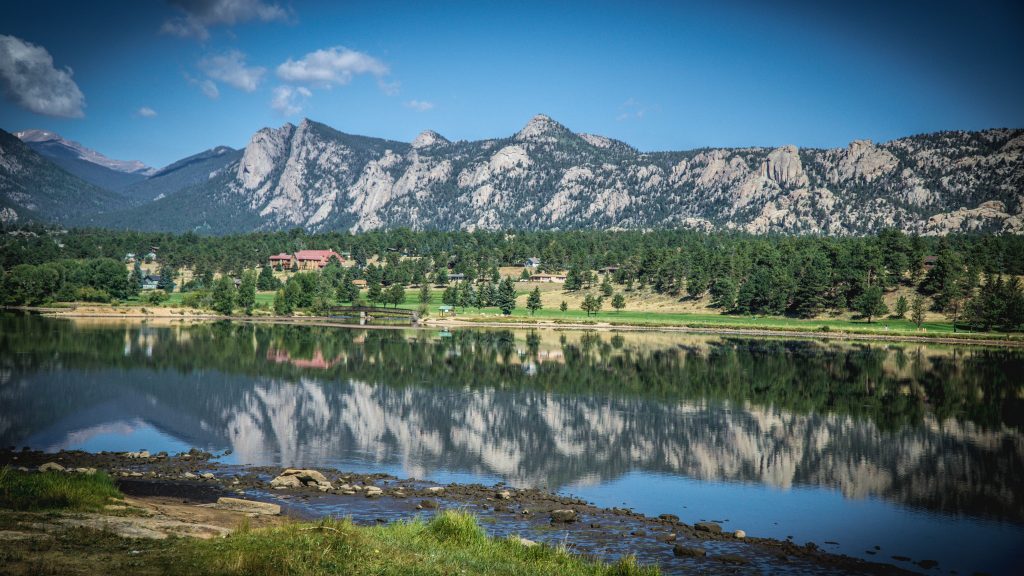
[269,253,294,269]
[293,249,345,270]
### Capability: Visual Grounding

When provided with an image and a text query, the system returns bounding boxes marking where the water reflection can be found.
[1,314,1023,525]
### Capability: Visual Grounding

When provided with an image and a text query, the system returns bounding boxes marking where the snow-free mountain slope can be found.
[15,129,153,192]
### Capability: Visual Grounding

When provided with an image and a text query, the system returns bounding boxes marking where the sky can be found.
[1,0,1022,168]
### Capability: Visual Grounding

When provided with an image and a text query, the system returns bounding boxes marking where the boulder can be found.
[364,486,383,497]
[426,486,445,494]
[734,529,746,539]
[496,490,512,500]
[694,521,722,534]
[550,509,578,523]
[658,513,679,523]
[269,474,304,489]
[281,468,329,485]
[38,462,65,472]
[214,497,281,516]
[201,473,214,480]
[419,499,439,509]
[673,545,706,558]
[183,472,198,480]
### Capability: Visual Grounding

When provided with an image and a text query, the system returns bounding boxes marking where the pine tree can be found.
[418,282,431,305]
[560,300,568,313]
[894,295,908,319]
[526,287,542,315]
[496,277,517,315]
[611,293,625,312]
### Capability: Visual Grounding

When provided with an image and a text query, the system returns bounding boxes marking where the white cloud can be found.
[162,0,289,41]
[405,99,434,112]
[198,50,265,92]
[0,34,85,118]
[271,85,310,116]
[136,106,157,118]
[276,46,389,88]
[185,74,220,98]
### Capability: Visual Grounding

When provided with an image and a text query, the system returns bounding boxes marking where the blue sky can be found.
[1,0,1022,168]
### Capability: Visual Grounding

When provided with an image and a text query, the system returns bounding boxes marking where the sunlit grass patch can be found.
[0,467,121,511]
[170,509,659,576]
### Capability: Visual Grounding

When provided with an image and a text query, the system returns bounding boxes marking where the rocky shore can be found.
[0,448,928,575]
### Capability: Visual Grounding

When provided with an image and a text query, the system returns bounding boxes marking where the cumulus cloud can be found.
[0,34,85,118]
[198,50,265,92]
[404,99,434,112]
[271,85,310,116]
[136,106,157,117]
[185,73,220,98]
[161,0,290,40]
[276,46,389,88]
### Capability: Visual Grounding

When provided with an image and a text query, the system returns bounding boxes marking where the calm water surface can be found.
[1,314,1022,574]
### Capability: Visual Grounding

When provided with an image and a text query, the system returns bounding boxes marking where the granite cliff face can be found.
[198,116,1022,234]
[5,117,1022,234]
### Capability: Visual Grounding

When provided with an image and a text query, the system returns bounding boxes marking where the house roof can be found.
[294,249,343,261]
[269,253,292,260]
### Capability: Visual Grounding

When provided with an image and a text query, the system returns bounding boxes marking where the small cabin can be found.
[141,274,161,290]
[523,257,541,268]
[530,273,567,283]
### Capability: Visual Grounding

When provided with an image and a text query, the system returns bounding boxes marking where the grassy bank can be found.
[170,511,655,576]
[0,470,655,575]
[0,468,121,511]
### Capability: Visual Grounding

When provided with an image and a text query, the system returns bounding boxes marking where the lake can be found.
[1,313,1022,574]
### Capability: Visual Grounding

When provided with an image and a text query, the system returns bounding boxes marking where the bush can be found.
[182,290,212,309]
[141,290,169,305]
[74,286,112,302]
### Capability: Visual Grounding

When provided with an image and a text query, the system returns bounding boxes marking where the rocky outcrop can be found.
[67,119,1023,235]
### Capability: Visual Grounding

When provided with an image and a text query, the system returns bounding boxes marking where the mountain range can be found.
[1,115,1022,235]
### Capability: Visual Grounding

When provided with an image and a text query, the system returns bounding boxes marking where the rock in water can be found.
[734,529,746,539]
[270,469,333,490]
[694,521,722,534]
[550,509,578,523]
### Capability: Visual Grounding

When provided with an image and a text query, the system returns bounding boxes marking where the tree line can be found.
[1,226,1023,330]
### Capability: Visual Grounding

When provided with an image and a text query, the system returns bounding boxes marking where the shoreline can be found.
[0,449,920,575]
[10,305,1024,348]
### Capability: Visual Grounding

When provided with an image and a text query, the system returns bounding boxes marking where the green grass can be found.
[0,468,121,511]
[169,510,656,576]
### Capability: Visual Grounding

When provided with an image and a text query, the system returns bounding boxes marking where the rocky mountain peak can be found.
[516,114,571,143]
[411,130,449,149]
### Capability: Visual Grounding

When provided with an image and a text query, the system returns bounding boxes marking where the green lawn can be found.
[124,287,1017,340]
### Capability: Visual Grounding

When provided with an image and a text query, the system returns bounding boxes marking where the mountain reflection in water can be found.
[1,314,1022,526]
